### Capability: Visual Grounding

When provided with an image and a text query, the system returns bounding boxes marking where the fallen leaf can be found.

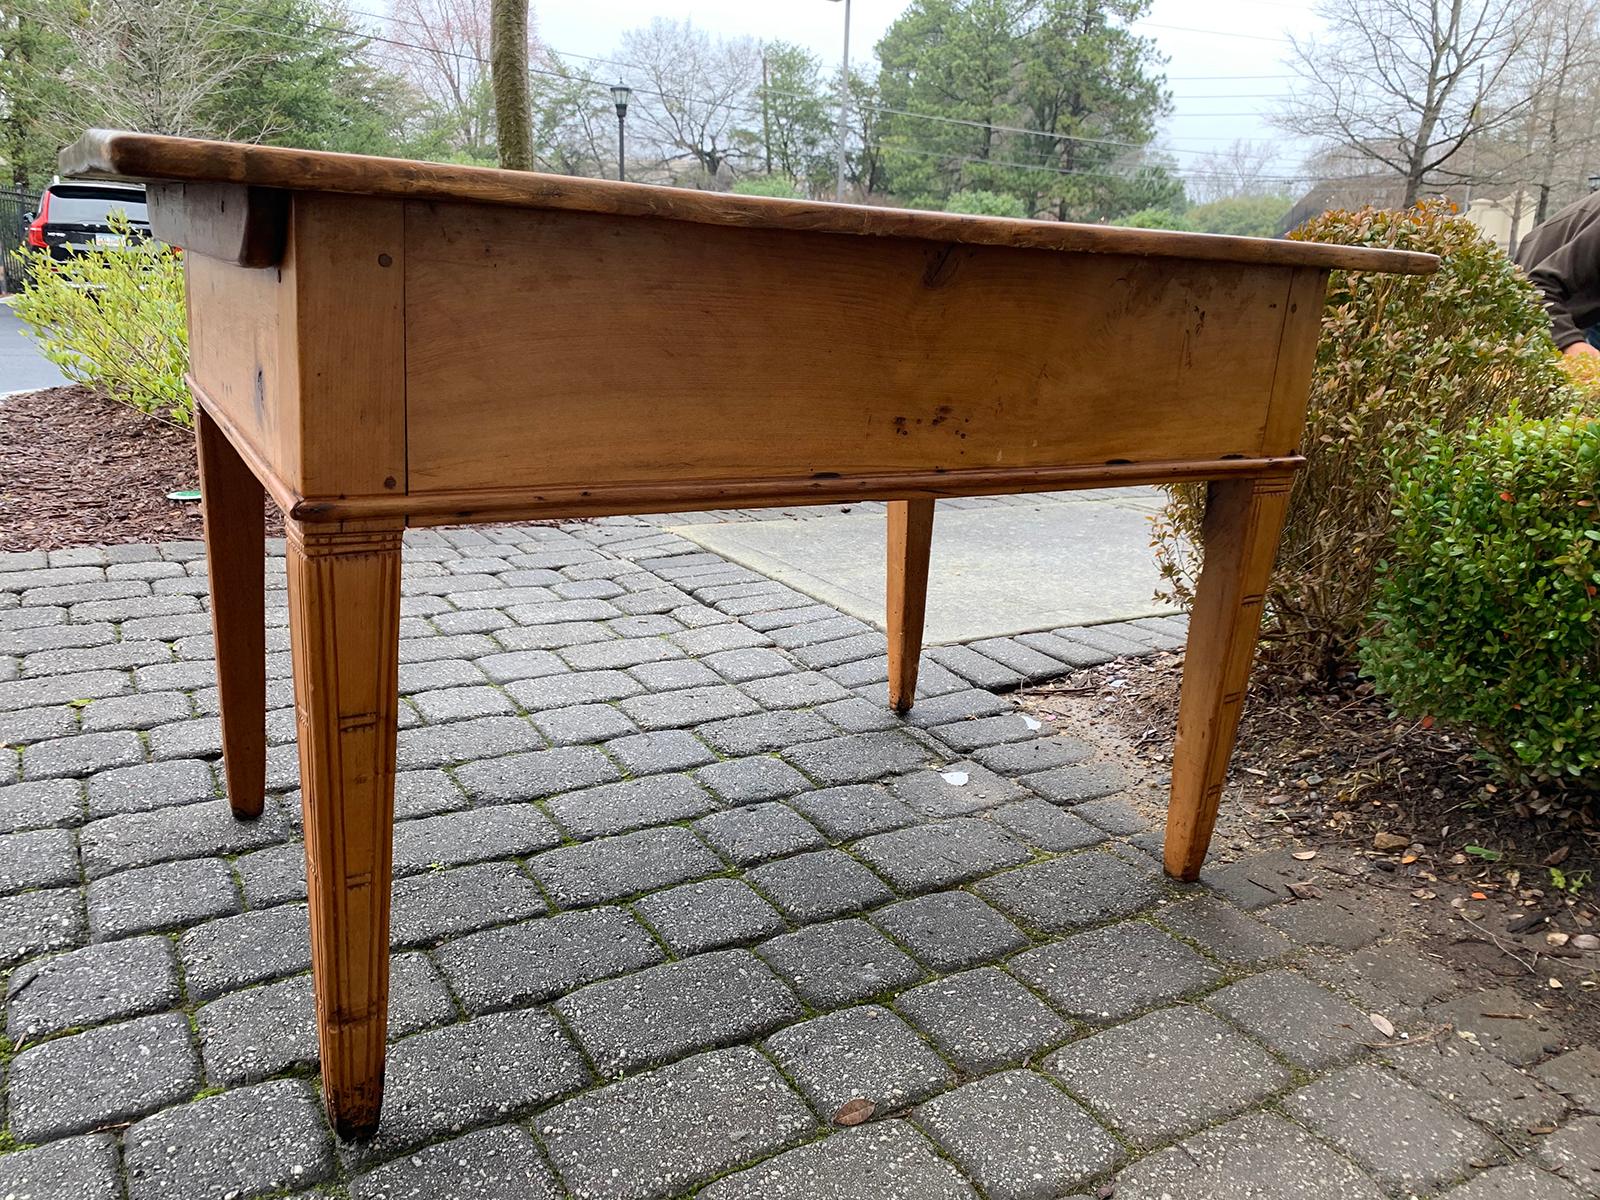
[1369,1013,1396,1038]
[1547,932,1571,947]
[1550,977,1565,990]
[1471,891,1489,900]
[833,1098,875,1127]
[1529,1124,1558,1136]
[1401,854,1419,865]
[1545,846,1572,867]
[1573,934,1600,951]
[1292,850,1318,861]
[1373,832,1410,851]
[1287,881,1321,900]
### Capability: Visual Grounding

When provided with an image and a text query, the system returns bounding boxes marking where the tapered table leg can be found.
[285,518,404,1140]
[886,499,935,713]
[196,408,266,820]
[1165,476,1294,881]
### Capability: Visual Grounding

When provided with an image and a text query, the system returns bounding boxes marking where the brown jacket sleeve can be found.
[1521,217,1600,350]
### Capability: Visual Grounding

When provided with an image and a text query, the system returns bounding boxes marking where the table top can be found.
[63,129,1437,276]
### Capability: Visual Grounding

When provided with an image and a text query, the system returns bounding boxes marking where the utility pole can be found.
[762,51,772,176]
[834,0,851,201]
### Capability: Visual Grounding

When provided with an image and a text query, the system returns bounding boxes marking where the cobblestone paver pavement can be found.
[0,513,1596,1199]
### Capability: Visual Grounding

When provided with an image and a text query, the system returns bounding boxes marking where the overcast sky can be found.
[532,0,1324,187]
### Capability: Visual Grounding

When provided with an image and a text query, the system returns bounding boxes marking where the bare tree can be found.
[618,19,761,184]
[1186,138,1284,204]
[41,0,274,137]
[386,0,496,159]
[529,63,613,177]
[1279,0,1535,204]
[1513,0,1600,222]
[490,0,530,169]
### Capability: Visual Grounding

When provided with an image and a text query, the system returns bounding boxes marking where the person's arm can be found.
[1523,217,1600,352]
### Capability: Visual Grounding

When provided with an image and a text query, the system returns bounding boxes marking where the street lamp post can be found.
[823,0,851,202]
[610,83,632,183]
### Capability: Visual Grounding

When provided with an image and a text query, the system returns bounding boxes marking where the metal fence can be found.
[0,184,42,293]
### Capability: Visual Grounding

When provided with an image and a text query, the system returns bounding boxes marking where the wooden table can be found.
[62,129,1436,1138]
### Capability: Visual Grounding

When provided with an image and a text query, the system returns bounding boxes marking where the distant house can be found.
[1282,175,1540,253]
[1463,191,1538,254]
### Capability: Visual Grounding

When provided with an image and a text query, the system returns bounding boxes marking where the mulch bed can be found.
[0,386,281,551]
[1019,656,1600,1041]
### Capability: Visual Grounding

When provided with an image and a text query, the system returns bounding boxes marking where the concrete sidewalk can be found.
[674,489,1178,644]
[0,519,1594,1199]
[0,301,69,396]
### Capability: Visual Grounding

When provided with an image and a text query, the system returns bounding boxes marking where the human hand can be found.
[1562,340,1600,358]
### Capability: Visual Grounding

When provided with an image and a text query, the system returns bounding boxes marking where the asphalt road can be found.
[0,300,70,394]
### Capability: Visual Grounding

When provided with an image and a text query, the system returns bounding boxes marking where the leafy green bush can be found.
[1152,202,1575,680]
[1186,194,1292,238]
[1361,413,1600,789]
[945,189,1026,218]
[732,176,803,199]
[1116,206,1193,231]
[1559,351,1600,412]
[12,219,190,425]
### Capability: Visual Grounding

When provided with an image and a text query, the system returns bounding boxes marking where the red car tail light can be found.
[25,192,48,247]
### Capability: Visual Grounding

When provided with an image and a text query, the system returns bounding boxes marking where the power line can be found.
[332,3,1292,160]
[1132,20,1294,45]
[1165,111,1287,118]
[356,3,1297,152]
[178,0,1303,182]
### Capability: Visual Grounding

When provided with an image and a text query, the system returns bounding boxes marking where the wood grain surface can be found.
[1165,476,1296,880]
[886,499,936,713]
[404,202,1307,494]
[195,408,266,819]
[62,128,1438,275]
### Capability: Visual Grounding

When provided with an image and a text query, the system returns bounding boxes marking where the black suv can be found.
[19,180,150,282]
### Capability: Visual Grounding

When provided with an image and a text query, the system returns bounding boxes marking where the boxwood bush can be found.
[1152,202,1574,680]
[1361,413,1600,789]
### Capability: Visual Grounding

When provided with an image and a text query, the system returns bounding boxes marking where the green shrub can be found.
[1152,202,1575,680]
[12,218,190,425]
[1361,413,1600,789]
[732,176,803,199]
[1116,206,1193,231]
[1560,351,1600,412]
[1186,194,1292,238]
[945,189,1026,218]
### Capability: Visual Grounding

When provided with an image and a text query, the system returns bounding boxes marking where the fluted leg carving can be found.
[285,518,403,1139]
